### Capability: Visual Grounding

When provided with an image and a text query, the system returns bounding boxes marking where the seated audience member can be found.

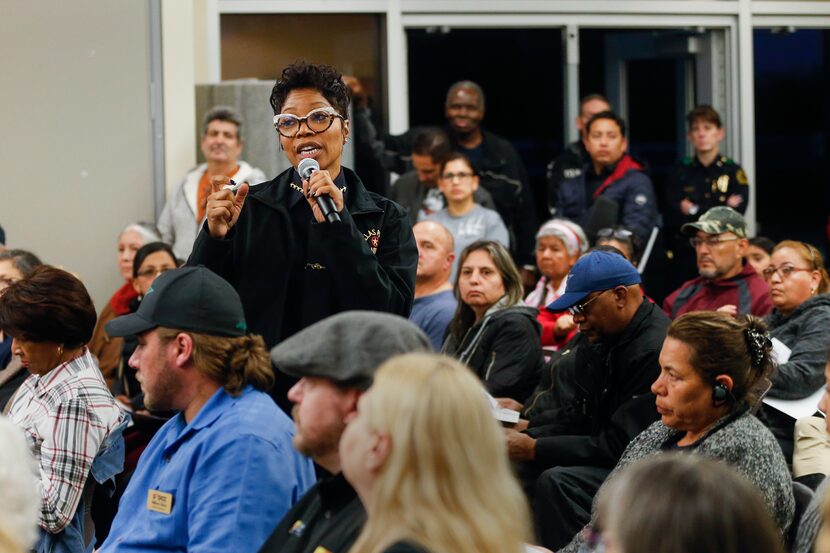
[792,364,830,553]
[546,94,612,217]
[0,416,40,553]
[0,267,125,553]
[556,111,657,244]
[89,222,161,389]
[0,249,43,410]
[387,127,495,226]
[759,240,830,460]
[505,250,668,550]
[112,242,179,411]
[663,206,772,318]
[424,153,509,280]
[747,236,776,275]
[793,359,830,488]
[524,219,587,349]
[158,106,266,261]
[587,455,785,553]
[594,225,641,265]
[341,353,541,553]
[410,221,456,350]
[441,241,543,403]
[99,267,316,552]
[348,78,538,269]
[260,312,431,553]
[560,311,795,552]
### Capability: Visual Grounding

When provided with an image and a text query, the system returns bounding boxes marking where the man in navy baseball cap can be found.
[548,249,642,316]
[507,249,670,550]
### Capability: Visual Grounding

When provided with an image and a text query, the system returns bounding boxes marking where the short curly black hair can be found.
[270,61,351,118]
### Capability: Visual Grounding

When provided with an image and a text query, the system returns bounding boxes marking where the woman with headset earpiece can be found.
[560,311,795,553]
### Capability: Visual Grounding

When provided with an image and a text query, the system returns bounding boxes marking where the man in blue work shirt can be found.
[99,266,316,552]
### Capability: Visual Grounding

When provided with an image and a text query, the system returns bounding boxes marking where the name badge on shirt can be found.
[147,489,174,515]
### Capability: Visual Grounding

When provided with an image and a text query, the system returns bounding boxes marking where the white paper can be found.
[771,337,792,364]
[485,392,521,424]
[763,387,825,420]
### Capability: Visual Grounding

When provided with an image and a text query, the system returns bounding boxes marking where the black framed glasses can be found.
[440,171,475,182]
[272,107,344,138]
[136,267,174,279]
[762,264,813,282]
[689,235,739,249]
[568,289,610,316]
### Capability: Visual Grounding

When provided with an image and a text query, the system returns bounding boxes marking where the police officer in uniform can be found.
[665,105,750,288]
[546,94,611,217]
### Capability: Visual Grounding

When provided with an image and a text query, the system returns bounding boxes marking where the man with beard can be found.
[662,206,772,318]
[98,267,315,553]
[158,106,266,260]
[259,311,431,553]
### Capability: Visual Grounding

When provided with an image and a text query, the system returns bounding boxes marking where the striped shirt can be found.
[7,349,123,533]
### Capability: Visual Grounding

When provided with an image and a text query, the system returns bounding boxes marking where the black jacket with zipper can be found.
[442,304,544,403]
[524,300,669,469]
[188,166,418,349]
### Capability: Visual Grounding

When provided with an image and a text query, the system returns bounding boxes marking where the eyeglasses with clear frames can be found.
[568,289,611,316]
[689,235,740,249]
[273,107,345,138]
[762,264,813,282]
[440,171,475,182]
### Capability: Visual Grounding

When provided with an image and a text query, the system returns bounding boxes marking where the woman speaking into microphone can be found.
[189,63,417,377]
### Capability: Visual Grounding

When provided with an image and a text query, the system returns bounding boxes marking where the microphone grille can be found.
[298,158,320,179]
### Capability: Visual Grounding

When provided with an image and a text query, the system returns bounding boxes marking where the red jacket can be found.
[662,262,773,319]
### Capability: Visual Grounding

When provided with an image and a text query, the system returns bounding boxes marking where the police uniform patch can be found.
[634,194,648,206]
[736,169,748,185]
[364,229,381,254]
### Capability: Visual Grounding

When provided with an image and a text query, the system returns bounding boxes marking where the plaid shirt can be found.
[7,349,123,533]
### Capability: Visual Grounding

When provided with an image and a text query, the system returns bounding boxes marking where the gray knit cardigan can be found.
[560,407,795,553]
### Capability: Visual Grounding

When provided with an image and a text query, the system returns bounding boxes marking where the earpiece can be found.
[712,382,729,405]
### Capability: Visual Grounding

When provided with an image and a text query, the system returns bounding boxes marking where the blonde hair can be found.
[157,328,274,394]
[348,353,531,553]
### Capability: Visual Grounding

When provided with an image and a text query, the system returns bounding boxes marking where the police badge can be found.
[715,175,729,193]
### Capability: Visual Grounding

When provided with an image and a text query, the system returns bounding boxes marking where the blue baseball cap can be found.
[547,250,641,312]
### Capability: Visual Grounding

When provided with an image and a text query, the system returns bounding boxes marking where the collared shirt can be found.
[100,385,316,553]
[259,472,366,553]
[7,348,123,534]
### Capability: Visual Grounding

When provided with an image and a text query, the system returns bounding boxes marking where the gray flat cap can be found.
[271,311,432,389]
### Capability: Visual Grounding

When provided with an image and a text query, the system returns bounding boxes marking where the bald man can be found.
[410,221,457,349]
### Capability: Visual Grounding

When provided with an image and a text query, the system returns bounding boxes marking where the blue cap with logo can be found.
[105,266,248,338]
[547,250,641,312]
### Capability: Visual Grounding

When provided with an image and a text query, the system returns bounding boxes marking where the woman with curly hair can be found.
[191,62,417,410]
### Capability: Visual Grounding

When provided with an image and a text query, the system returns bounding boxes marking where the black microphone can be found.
[298,158,341,223]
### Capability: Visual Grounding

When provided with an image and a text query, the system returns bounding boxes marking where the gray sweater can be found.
[560,408,795,553]
[766,294,830,399]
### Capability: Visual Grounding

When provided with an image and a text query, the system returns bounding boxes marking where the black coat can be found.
[189,167,418,349]
[442,304,544,403]
[524,300,669,469]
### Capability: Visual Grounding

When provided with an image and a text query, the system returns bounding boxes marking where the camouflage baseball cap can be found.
[681,206,747,238]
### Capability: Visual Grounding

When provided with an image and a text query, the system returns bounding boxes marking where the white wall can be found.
[0,0,155,310]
